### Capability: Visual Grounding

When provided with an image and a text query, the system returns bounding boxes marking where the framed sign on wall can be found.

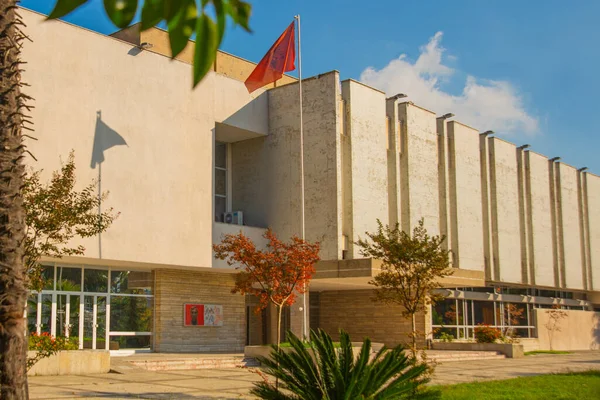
[183,304,224,326]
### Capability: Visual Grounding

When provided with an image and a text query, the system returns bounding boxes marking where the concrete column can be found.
[479,134,493,280]
[386,97,401,227]
[517,148,531,284]
[549,161,564,288]
[437,119,452,259]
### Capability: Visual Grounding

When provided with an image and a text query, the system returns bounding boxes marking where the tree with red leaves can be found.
[213,229,320,348]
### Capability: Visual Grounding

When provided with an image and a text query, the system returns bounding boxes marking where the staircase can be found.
[111,354,260,373]
[426,350,506,363]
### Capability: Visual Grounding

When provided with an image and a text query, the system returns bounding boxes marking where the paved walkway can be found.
[29,351,600,399]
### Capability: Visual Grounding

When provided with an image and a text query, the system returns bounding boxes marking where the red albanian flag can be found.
[245,22,296,93]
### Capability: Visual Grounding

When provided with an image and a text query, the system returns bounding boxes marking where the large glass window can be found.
[432,289,543,340]
[84,268,108,292]
[110,296,152,332]
[214,141,227,222]
[111,270,152,295]
[28,265,154,351]
[56,266,82,291]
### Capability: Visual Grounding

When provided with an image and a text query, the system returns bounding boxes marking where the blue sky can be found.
[22,0,600,173]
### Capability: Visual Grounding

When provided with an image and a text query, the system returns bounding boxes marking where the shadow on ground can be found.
[75,392,243,399]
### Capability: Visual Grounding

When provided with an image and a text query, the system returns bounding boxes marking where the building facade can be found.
[21,9,600,352]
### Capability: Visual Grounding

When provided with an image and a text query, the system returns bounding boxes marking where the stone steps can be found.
[112,350,504,373]
[125,356,260,371]
[426,350,506,363]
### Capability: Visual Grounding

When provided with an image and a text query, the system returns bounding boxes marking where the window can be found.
[27,265,154,351]
[215,141,227,222]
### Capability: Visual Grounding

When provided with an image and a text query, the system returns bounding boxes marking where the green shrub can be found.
[252,329,439,399]
[27,332,79,370]
[474,324,502,343]
[439,332,454,342]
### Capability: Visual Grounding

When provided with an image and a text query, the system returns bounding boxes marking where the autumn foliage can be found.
[213,229,320,346]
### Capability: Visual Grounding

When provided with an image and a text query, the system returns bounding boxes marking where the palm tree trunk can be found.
[0,1,30,398]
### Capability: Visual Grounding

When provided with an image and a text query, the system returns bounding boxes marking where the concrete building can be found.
[22,9,600,353]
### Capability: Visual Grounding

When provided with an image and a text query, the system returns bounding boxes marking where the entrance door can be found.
[84,295,107,349]
[53,294,82,339]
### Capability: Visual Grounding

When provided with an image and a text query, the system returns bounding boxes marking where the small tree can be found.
[544,305,568,351]
[23,152,118,291]
[356,219,452,357]
[213,229,320,348]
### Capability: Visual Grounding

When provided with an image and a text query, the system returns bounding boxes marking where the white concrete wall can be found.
[526,152,555,287]
[212,223,267,269]
[22,10,266,269]
[556,164,585,289]
[398,103,440,235]
[447,122,485,271]
[342,80,388,258]
[488,138,522,283]
[586,173,600,290]
[535,309,600,351]
[232,72,342,260]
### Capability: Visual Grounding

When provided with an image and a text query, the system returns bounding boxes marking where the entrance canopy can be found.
[310,258,485,292]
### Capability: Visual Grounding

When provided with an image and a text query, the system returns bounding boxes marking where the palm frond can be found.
[251,329,437,399]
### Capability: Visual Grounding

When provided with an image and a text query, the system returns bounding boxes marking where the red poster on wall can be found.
[184,304,205,326]
[183,304,223,326]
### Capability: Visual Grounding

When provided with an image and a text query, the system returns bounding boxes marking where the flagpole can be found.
[294,14,308,340]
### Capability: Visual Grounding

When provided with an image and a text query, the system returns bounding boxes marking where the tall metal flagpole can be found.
[294,14,308,339]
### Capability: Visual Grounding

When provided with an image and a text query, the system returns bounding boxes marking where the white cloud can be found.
[360,32,538,135]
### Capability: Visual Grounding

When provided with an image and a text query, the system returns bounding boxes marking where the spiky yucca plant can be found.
[252,329,439,399]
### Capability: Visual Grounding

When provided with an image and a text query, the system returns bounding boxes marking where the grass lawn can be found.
[436,370,600,400]
[525,350,572,355]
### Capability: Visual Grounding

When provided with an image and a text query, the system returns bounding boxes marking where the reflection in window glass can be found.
[110,296,152,332]
[503,303,527,326]
[432,299,457,325]
[111,271,152,295]
[56,267,82,291]
[473,301,495,325]
[41,294,52,334]
[432,327,456,339]
[41,265,54,290]
[215,142,226,169]
[109,335,151,350]
[215,169,226,196]
[215,196,226,222]
[83,269,108,292]
[27,295,38,334]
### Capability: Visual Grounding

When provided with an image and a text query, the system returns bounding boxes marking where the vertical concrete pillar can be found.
[396,102,439,235]
[479,134,493,280]
[517,147,531,284]
[524,152,536,285]
[437,118,453,260]
[577,171,591,290]
[386,97,401,227]
[549,160,563,288]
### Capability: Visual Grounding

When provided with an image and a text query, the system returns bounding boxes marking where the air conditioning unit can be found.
[223,211,244,225]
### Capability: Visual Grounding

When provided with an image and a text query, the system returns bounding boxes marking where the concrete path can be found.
[29,351,600,399]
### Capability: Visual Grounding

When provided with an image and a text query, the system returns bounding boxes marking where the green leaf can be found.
[164,0,185,22]
[140,0,164,30]
[103,0,138,28]
[228,0,252,32]
[167,0,197,58]
[193,13,218,87]
[48,0,88,20]
[213,0,226,44]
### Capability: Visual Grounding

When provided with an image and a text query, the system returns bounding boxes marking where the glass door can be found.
[58,294,82,338]
[83,295,107,349]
